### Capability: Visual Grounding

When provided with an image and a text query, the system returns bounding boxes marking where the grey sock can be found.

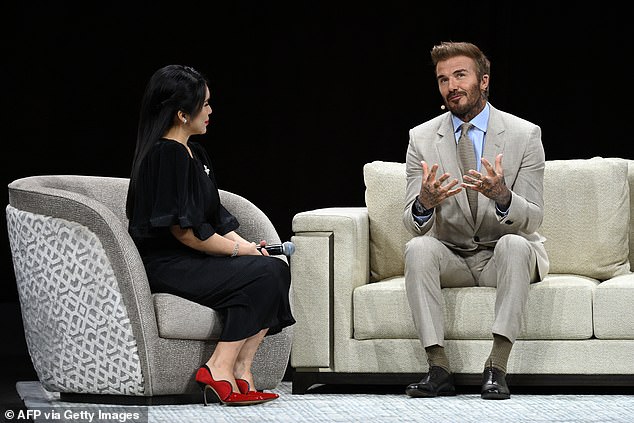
[486,334,513,373]
[425,345,450,373]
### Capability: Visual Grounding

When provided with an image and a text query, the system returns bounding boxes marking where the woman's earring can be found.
[183,119,187,124]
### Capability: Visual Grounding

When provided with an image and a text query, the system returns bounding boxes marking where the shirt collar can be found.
[452,102,490,134]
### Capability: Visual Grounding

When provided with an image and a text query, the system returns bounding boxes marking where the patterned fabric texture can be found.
[6,205,145,395]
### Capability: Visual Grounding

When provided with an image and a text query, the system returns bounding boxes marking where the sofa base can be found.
[292,371,634,394]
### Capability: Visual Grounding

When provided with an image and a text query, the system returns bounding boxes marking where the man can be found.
[402,41,549,400]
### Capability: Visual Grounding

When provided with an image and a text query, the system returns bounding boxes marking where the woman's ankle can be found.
[205,362,238,391]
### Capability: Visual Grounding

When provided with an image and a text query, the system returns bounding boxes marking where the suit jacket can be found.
[402,104,549,279]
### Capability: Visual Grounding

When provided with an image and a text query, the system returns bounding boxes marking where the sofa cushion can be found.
[353,275,597,340]
[605,158,634,268]
[593,273,634,339]
[541,158,630,280]
[363,161,411,281]
[153,293,223,340]
[363,158,632,283]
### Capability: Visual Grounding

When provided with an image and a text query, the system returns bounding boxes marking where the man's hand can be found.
[461,153,511,209]
[418,161,462,209]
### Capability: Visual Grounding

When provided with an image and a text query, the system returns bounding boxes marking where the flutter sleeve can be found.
[129,140,237,241]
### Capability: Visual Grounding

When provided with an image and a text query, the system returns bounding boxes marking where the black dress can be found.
[128,138,295,341]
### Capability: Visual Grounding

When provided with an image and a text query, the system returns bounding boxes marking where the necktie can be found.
[457,122,477,220]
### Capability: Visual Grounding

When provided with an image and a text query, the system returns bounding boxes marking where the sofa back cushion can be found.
[364,158,631,282]
[608,158,634,268]
[364,161,411,281]
[541,157,630,279]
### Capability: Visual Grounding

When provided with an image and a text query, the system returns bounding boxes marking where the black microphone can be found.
[257,241,296,256]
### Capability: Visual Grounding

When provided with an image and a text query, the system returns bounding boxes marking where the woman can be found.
[126,65,295,406]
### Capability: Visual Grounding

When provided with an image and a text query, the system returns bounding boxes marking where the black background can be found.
[0,1,630,367]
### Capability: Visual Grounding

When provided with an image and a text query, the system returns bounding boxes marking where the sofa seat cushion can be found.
[353,274,598,340]
[153,293,223,340]
[593,273,634,339]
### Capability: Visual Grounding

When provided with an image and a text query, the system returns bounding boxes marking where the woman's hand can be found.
[257,240,270,256]
[170,227,268,257]
[237,241,267,256]
[228,232,270,256]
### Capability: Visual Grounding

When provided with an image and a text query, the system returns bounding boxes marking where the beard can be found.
[444,88,487,120]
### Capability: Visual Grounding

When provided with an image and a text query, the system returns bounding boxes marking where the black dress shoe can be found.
[405,366,456,397]
[481,366,510,400]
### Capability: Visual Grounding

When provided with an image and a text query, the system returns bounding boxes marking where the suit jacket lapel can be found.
[475,106,506,230]
[435,115,475,227]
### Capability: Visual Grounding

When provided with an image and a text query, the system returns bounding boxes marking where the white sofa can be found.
[290,157,634,394]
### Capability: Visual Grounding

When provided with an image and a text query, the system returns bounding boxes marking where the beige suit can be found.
[402,104,549,347]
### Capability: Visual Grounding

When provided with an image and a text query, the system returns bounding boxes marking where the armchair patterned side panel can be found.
[6,205,145,395]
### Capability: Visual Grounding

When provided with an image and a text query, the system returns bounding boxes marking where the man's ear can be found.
[480,74,490,91]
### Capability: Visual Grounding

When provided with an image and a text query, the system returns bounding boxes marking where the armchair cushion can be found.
[153,293,224,340]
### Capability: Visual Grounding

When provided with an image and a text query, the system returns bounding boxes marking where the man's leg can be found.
[404,236,475,397]
[478,234,540,399]
[405,236,477,349]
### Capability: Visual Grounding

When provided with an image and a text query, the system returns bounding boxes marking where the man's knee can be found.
[405,236,445,268]
[494,234,533,264]
[406,236,443,257]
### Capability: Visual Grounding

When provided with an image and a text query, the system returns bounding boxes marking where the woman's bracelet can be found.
[231,242,240,257]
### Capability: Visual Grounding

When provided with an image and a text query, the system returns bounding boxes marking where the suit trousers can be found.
[404,234,539,347]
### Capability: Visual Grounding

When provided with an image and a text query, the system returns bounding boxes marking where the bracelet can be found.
[231,242,240,257]
[413,196,431,216]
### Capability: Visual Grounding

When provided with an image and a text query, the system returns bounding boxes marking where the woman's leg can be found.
[233,328,269,390]
[205,339,247,392]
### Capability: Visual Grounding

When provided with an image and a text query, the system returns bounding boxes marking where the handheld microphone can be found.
[257,241,296,256]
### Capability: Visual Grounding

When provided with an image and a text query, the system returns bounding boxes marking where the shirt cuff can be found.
[412,198,433,224]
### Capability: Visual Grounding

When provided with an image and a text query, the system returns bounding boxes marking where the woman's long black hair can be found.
[126,64,208,219]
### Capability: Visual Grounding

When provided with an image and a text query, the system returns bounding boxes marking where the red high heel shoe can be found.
[236,378,279,402]
[195,365,267,406]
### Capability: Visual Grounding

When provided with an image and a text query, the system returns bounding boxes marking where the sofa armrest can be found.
[290,207,370,369]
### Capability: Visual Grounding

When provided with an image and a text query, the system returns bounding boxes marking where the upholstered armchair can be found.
[6,175,293,404]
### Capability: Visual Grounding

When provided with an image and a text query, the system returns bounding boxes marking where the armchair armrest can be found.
[290,207,370,369]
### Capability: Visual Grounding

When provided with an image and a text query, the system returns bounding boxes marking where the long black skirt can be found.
[143,252,295,342]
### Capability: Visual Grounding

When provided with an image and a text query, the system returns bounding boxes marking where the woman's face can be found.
[189,85,213,135]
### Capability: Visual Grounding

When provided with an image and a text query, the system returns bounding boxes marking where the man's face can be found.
[436,55,488,118]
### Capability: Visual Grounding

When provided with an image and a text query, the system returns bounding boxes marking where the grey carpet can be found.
[14,381,634,422]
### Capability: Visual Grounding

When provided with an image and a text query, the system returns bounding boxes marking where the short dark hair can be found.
[431,41,490,97]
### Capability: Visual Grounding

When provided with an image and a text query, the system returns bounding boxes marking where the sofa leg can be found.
[292,372,320,394]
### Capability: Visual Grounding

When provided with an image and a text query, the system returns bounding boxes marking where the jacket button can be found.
[474,236,480,242]
[505,220,513,225]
